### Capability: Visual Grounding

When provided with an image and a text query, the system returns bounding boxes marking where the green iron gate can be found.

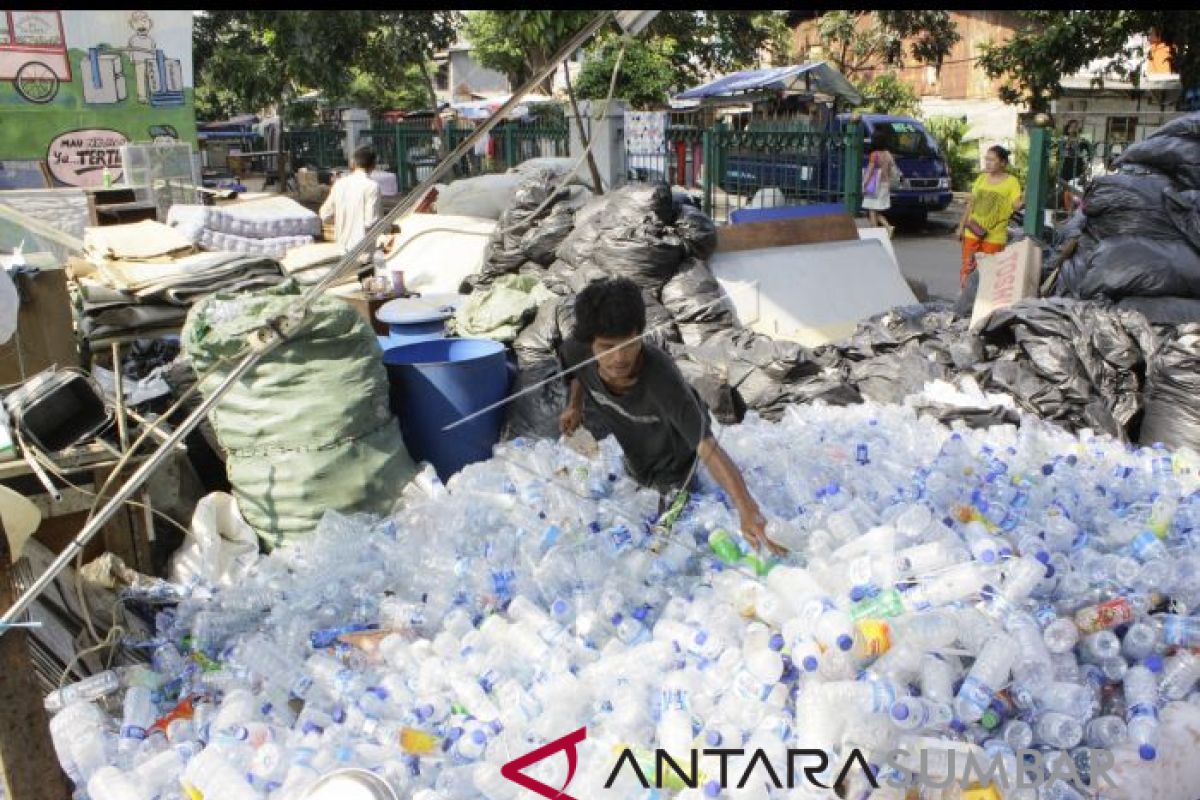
[356,121,570,193]
[281,126,346,171]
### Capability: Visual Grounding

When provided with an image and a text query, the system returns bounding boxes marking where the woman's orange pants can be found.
[961,237,1005,287]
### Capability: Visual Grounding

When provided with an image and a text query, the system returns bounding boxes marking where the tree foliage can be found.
[856,74,921,116]
[194,11,460,120]
[464,11,792,100]
[815,12,960,78]
[573,37,676,108]
[925,115,978,191]
[463,11,596,94]
[978,11,1200,113]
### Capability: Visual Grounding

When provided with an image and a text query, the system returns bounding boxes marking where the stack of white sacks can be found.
[168,197,322,259]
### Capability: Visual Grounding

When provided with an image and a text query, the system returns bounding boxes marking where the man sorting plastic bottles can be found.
[558,277,785,554]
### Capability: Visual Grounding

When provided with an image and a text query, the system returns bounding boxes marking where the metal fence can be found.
[626,120,863,224]
[281,127,346,171]
[288,121,569,192]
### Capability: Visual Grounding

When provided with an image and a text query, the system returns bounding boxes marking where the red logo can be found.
[500,727,588,800]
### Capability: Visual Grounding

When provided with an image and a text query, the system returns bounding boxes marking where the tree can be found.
[978,11,1200,113]
[361,11,461,110]
[573,37,676,108]
[463,11,596,95]
[857,73,921,116]
[194,11,461,120]
[463,11,793,98]
[814,11,960,78]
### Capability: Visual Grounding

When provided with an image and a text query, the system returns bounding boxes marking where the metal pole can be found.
[0,10,619,634]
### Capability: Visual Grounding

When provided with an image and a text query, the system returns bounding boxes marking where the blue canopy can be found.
[674,62,862,106]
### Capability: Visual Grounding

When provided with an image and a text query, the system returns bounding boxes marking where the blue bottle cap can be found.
[950,719,966,733]
[769,633,785,651]
[837,634,854,652]
[1145,655,1164,673]
[704,780,722,797]
[850,586,866,602]
[611,614,623,626]
[802,655,819,672]
[471,730,487,745]
[1139,744,1157,761]
[706,730,721,746]
[891,703,910,721]
[552,599,568,616]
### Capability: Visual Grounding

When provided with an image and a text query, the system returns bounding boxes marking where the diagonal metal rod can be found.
[0,9,631,634]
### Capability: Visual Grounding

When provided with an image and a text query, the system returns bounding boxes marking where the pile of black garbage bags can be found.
[464,165,1200,455]
[1053,112,1200,325]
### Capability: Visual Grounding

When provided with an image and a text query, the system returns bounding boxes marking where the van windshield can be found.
[870,121,938,157]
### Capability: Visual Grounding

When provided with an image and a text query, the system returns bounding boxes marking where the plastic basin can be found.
[383,338,513,481]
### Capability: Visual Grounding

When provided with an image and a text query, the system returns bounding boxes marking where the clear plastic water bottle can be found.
[1124,660,1162,761]
[889,696,952,732]
[955,632,1017,723]
[1034,711,1084,748]
[44,671,121,713]
[1084,715,1128,748]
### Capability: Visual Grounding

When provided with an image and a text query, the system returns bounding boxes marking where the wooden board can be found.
[715,213,860,254]
[0,269,79,385]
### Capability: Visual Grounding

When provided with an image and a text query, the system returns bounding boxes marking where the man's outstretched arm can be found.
[697,437,785,554]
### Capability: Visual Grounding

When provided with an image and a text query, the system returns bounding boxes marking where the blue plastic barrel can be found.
[383,338,513,481]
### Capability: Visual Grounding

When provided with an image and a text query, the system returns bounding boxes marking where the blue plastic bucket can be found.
[383,338,513,481]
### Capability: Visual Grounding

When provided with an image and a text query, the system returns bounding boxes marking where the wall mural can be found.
[0,9,195,188]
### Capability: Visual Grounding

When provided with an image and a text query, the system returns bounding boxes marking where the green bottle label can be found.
[849,588,905,621]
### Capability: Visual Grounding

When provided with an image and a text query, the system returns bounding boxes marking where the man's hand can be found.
[559,406,583,436]
[739,503,787,556]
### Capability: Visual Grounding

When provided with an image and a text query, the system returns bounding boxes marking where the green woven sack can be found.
[183,281,417,547]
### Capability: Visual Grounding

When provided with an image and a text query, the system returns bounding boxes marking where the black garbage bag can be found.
[506,358,567,440]
[847,347,951,406]
[542,259,577,296]
[513,297,563,368]
[978,299,1156,438]
[1082,172,1181,240]
[1138,324,1200,451]
[557,214,603,268]
[1117,112,1200,188]
[675,204,719,260]
[604,182,678,226]
[1164,189,1200,252]
[674,357,741,424]
[1077,236,1200,299]
[520,204,576,266]
[590,222,687,292]
[1117,295,1200,325]
[661,258,736,330]
[844,303,966,359]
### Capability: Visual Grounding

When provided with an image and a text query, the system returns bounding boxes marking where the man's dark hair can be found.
[353,146,377,171]
[572,277,646,343]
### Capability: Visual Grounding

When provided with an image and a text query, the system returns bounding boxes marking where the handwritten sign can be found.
[969,239,1042,332]
[46,128,129,187]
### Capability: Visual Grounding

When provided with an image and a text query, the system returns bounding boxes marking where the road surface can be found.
[891,196,967,302]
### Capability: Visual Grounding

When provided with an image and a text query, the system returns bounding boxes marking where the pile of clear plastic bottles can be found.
[43,401,1200,799]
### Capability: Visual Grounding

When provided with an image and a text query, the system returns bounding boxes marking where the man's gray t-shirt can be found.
[560,340,711,492]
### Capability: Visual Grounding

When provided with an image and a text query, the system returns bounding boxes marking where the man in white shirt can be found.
[319,146,383,257]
